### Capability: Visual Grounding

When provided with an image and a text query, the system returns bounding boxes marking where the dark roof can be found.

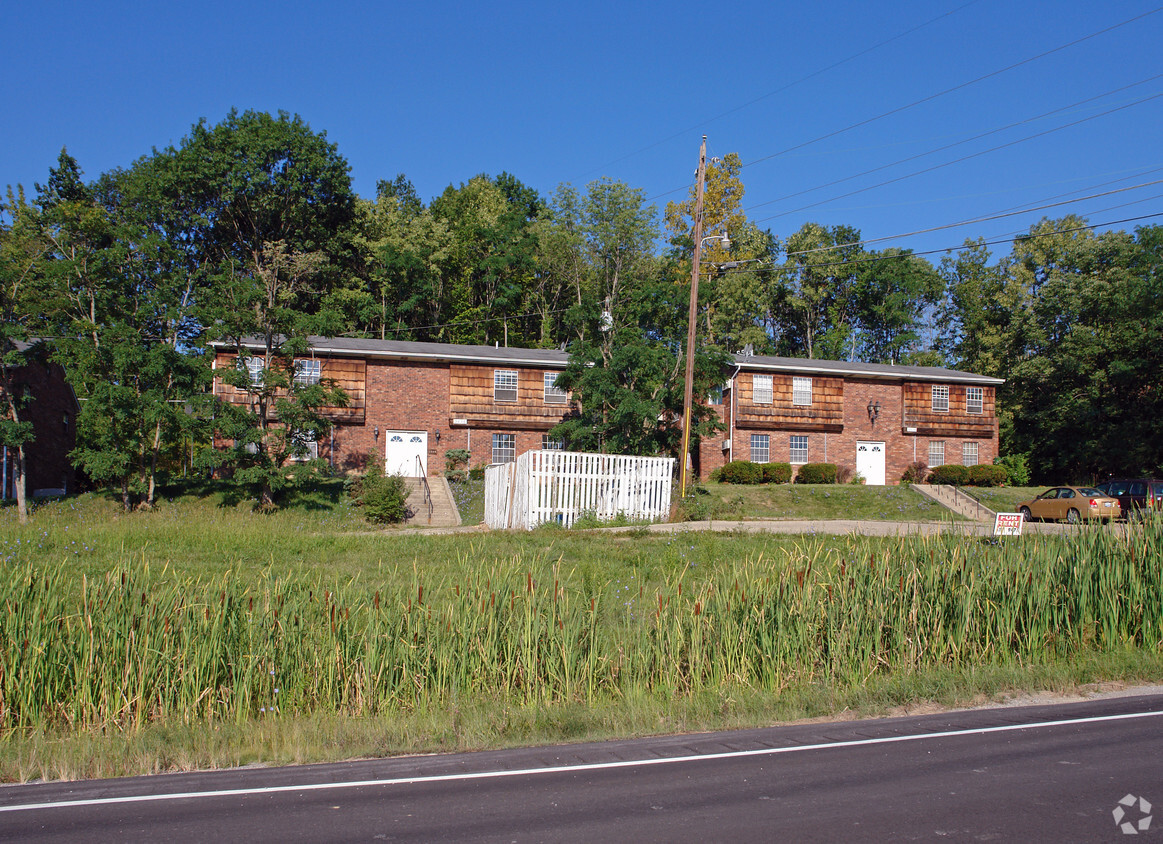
[733,352,1005,385]
[213,336,1002,384]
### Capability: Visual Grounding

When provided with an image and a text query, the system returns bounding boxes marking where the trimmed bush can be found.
[795,462,838,484]
[927,464,969,485]
[966,464,1008,487]
[761,462,793,484]
[720,460,764,484]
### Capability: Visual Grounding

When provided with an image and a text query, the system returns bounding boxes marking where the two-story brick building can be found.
[211,337,1003,485]
[697,352,1003,485]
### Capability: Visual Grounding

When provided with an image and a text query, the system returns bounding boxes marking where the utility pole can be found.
[679,136,708,500]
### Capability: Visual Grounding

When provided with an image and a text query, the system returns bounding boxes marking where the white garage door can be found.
[385,431,428,477]
[856,441,886,486]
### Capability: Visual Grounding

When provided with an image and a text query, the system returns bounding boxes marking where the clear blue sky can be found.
[3,0,1160,259]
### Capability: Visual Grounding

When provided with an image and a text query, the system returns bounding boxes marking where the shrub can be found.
[761,462,792,484]
[966,464,1008,487]
[348,451,409,524]
[468,464,486,481]
[927,464,969,485]
[795,463,838,484]
[835,464,855,484]
[901,461,929,484]
[994,453,1031,486]
[719,460,764,484]
[707,467,724,483]
[444,448,470,472]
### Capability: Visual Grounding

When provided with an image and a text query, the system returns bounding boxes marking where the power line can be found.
[577,0,986,188]
[740,6,1162,174]
[751,91,1163,226]
[744,74,1163,215]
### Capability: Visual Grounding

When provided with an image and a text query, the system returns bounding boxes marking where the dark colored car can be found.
[1096,478,1163,520]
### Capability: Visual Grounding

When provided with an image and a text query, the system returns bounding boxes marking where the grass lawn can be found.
[2,482,1161,783]
[963,486,1049,513]
[692,481,960,522]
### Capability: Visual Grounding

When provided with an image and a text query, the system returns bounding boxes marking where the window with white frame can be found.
[792,376,812,406]
[290,430,318,461]
[931,384,949,413]
[543,371,568,404]
[928,441,945,467]
[239,356,264,387]
[293,359,321,388]
[707,385,723,405]
[962,442,979,466]
[790,435,809,464]
[966,386,983,415]
[494,370,518,403]
[753,374,773,405]
[750,434,770,463]
[492,433,516,464]
[541,435,563,450]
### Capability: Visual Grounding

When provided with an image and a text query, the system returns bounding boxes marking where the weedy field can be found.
[2,488,1162,782]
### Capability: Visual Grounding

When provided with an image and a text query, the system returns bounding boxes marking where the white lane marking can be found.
[2,708,1161,814]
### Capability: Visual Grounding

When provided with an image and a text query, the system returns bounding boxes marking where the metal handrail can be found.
[415,455,434,524]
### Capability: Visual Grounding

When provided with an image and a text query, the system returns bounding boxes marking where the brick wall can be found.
[2,361,77,497]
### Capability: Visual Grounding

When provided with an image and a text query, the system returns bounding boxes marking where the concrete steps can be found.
[912,483,996,522]
[402,475,462,528]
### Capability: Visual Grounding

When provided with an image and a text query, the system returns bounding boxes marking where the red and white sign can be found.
[994,512,1025,536]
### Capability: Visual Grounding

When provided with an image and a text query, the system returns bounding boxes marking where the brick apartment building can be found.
[1,341,79,500]
[212,337,1003,486]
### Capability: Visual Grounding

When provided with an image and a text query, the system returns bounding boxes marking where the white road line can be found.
[3,708,1161,814]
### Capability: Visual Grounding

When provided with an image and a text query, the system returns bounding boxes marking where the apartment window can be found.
[492,433,516,464]
[543,372,568,404]
[240,356,264,387]
[541,435,564,450]
[928,441,945,467]
[293,359,321,388]
[753,374,773,405]
[750,434,770,464]
[966,386,983,415]
[790,435,809,464]
[290,430,318,461]
[708,385,723,405]
[792,376,812,407]
[494,369,518,403]
[931,384,949,413]
[962,442,979,466]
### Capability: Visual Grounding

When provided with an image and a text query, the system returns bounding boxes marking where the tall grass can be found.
[3,521,1163,734]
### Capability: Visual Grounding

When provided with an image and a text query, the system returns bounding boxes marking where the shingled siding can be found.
[212,353,366,423]
[733,373,845,432]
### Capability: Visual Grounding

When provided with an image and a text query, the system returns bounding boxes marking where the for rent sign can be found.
[994,512,1025,536]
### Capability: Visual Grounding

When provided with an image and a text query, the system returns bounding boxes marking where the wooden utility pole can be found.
[679,136,708,500]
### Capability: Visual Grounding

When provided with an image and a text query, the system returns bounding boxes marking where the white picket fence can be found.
[485,450,674,530]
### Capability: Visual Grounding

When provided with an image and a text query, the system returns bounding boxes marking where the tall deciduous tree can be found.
[0,187,50,522]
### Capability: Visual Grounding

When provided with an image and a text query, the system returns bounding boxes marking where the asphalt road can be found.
[3,693,1161,842]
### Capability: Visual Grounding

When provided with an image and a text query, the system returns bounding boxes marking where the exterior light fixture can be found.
[867,400,881,424]
[374,426,379,440]
[435,431,441,443]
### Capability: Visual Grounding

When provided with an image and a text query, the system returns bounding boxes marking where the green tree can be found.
[0,187,50,522]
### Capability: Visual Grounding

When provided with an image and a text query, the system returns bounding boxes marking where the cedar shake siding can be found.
[210,338,1003,486]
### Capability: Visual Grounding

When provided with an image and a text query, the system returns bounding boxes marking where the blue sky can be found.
[3,0,1161,259]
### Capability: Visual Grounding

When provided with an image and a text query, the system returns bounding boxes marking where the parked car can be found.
[1017,486,1120,523]
[1095,478,1163,520]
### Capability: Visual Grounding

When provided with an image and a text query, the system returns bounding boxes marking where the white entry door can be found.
[856,441,886,486]
[385,431,428,477]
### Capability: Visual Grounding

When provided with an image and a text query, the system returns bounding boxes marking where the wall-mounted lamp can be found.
[867,400,881,424]
[434,431,441,443]
[374,426,379,440]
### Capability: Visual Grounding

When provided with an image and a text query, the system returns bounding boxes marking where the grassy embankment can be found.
[2,484,1161,783]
